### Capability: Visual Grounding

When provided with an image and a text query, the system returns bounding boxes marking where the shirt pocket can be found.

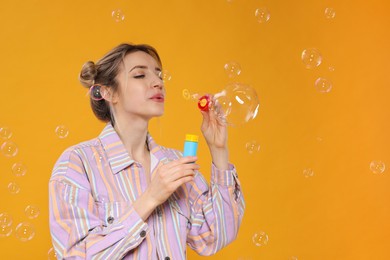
[95,201,131,227]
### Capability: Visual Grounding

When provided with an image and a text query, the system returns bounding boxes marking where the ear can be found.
[100,86,118,103]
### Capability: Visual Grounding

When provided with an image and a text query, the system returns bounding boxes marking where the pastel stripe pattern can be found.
[49,123,245,259]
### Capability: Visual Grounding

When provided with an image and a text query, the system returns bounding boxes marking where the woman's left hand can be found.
[200,101,227,149]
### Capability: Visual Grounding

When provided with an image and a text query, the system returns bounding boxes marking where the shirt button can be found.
[140,230,146,237]
[164,257,170,260]
[157,208,162,217]
[107,216,114,224]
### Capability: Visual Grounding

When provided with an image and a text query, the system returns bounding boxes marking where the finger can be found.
[165,156,198,169]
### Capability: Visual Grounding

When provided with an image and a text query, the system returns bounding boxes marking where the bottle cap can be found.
[185,134,199,142]
[198,95,211,111]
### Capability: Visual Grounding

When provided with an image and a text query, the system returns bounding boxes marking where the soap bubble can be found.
[15,222,35,242]
[328,66,335,72]
[315,77,332,93]
[370,160,385,174]
[324,7,336,19]
[8,182,20,194]
[289,257,298,260]
[303,168,314,178]
[224,61,241,78]
[182,89,200,101]
[1,141,18,157]
[252,230,269,246]
[0,225,12,237]
[301,48,322,69]
[55,125,69,139]
[0,212,13,227]
[12,162,27,177]
[112,9,125,22]
[214,83,260,126]
[25,205,40,219]
[0,127,12,140]
[159,69,172,82]
[246,140,260,154]
[48,247,58,259]
[255,8,270,23]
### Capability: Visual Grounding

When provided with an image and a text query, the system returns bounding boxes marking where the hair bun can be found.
[79,61,98,88]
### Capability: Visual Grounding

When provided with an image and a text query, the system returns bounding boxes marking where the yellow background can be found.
[1,0,389,259]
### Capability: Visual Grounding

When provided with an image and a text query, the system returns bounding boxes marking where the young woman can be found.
[49,43,245,259]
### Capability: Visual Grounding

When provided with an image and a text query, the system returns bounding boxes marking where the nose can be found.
[152,73,164,89]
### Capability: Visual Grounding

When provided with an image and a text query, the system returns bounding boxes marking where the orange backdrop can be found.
[1,0,389,259]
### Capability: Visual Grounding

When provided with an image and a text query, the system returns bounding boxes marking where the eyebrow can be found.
[129,65,161,72]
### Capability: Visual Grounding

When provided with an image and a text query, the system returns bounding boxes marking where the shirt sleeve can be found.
[186,163,245,256]
[49,149,149,259]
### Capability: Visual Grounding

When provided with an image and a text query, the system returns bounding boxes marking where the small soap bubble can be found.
[301,48,322,69]
[48,247,58,260]
[0,212,13,227]
[370,160,385,174]
[0,225,12,237]
[303,168,314,178]
[8,182,20,194]
[252,230,269,246]
[224,61,241,78]
[255,8,271,23]
[112,9,125,22]
[12,162,27,177]
[0,127,12,140]
[324,7,336,19]
[55,125,69,139]
[1,141,18,157]
[246,141,260,154]
[328,66,335,72]
[25,205,40,219]
[289,257,298,260]
[315,77,332,93]
[15,222,35,242]
[159,69,172,82]
[182,89,200,102]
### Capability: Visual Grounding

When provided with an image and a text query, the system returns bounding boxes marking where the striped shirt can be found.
[49,123,245,259]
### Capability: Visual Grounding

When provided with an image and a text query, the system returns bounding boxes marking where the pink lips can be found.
[150,93,165,102]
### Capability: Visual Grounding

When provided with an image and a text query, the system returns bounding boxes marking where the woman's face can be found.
[112,51,165,121]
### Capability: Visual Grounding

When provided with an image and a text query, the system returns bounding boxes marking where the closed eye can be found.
[134,74,145,79]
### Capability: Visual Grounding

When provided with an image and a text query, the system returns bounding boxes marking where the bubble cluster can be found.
[224,61,241,78]
[112,9,125,22]
[12,162,27,177]
[252,230,269,246]
[55,125,69,139]
[301,48,322,69]
[25,205,40,219]
[370,160,385,174]
[15,222,35,242]
[0,127,12,139]
[255,8,271,23]
[1,141,18,157]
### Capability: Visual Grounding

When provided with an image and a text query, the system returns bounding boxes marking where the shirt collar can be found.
[98,123,169,174]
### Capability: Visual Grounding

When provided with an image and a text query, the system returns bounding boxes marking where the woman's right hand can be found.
[146,156,199,206]
[133,156,198,221]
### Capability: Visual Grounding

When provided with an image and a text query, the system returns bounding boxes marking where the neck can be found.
[113,116,149,161]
